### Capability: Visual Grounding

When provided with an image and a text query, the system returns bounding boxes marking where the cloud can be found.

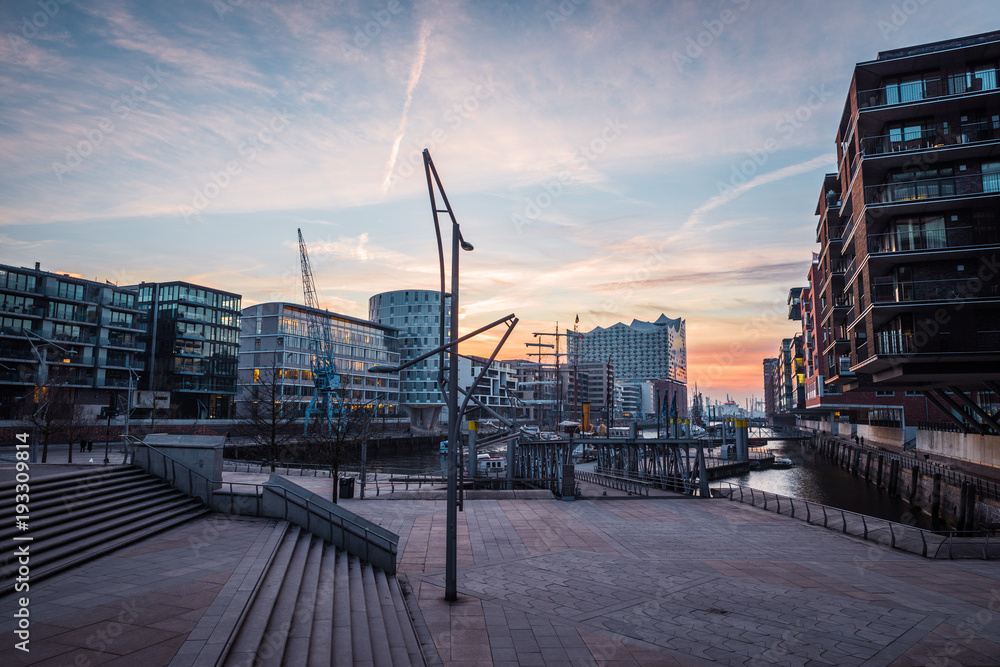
[380,20,432,194]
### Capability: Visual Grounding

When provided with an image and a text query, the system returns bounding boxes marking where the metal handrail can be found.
[264,483,397,555]
[717,482,992,560]
[577,469,650,496]
[142,442,265,515]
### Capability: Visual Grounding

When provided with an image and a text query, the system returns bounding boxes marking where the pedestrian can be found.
[87,440,92,452]
[860,436,864,446]
[79,439,86,452]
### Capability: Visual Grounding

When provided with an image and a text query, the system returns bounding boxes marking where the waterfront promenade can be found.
[3,461,1000,665]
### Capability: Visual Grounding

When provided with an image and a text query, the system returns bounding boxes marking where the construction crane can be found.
[297,228,341,435]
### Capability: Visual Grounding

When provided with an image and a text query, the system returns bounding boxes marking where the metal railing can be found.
[871,278,1000,304]
[857,73,998,109]
[577,469,651,496]
[867,225,1000,254]
[716,483,995,560]
[139,443,265,515]
[861,121,1000,156]
[866,172,1000,206]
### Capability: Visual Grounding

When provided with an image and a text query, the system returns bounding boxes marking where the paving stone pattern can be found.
[344,493,1000,666]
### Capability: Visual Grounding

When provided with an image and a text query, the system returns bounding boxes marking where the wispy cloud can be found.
[380,20,432,194]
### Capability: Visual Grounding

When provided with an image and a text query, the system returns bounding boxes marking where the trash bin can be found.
[339,476,355,499]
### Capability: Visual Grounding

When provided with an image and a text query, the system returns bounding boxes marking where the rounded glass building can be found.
[369,290,451,431]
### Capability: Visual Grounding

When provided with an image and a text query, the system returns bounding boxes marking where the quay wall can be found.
[917,430,1000,468]
[810,435,1000,529]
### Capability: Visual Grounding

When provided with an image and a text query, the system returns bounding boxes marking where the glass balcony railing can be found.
[865,172,1000,205]
[861,121,1000,156]
[872,278,1000,303]
[857,72,998,110]
[875,330,1000,355]
[867,225,1000,253]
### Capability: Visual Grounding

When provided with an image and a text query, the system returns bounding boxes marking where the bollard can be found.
[965,484,977,531]
[931,473,942,530]
[909,466,920,507]
[957,481,969,531]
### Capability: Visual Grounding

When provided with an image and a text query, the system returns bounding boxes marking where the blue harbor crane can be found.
[298,228,342,435]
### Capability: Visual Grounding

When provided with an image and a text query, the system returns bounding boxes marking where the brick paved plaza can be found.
[3,465,1000,666]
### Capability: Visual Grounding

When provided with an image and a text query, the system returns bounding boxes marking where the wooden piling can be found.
[931,473,942,529]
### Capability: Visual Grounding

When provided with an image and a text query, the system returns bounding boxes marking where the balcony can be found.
[861,121,1000,157]
[865,172,1000,206]
[868,225,1000,254]
[871,278,1000,304]
[857,72,998,110]
[0,304,44,318]
[874,330,1000,356]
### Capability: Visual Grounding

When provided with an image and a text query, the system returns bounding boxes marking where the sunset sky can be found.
[1,0,995,406]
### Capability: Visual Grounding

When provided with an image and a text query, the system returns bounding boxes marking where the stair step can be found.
[307,542,336,667]
[349,558,374,666]
[375,569,413,666]
[363,563,393,666]
[0,467,143,503]
[0,484,180,543]
[332,550,353,667]
[224,525,302,666]
[282,534,324,665]
[255,530,312,667]
[0,493,202,564]
[0,504,210,593]
[389,577,424,666]
[0,465,136,495]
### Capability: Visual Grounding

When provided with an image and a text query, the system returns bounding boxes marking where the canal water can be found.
[717,435,932,529]
[360,431,928,528]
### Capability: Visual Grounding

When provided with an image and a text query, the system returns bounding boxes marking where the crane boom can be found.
[297,228,341,434]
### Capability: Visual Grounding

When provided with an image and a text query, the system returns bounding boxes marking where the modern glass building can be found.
[368,290,450,430]
[572,314,687,384]
[238,302,400,418]
[0,262,145,419]
[131,281,241,419]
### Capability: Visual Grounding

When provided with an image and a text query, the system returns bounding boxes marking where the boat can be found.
[772,458,794,469]
[476,452,506,475]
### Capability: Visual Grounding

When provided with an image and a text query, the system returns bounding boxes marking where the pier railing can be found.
[716,483,996,560]
[577,469,652,496]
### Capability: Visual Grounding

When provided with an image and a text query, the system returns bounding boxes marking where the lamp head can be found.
[460,240,474,251]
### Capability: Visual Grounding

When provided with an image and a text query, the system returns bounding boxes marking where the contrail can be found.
[381,21,432,194]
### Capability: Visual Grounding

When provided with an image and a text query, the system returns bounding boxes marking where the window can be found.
[983,162,1000,193]
[875,390,895,396]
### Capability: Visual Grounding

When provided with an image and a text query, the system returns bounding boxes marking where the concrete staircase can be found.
[222,523,424,666]
[0,465,210,593]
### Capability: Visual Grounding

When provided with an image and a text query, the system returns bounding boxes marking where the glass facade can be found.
[0,262,144,418]
[134,281,241,419]
[237,302,399,417]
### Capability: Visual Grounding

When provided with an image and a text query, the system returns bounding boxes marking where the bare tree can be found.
[302,391,374,504]
[22,368,79,463]
[232,364,300,472]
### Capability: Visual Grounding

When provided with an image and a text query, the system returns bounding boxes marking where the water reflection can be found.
[723,437,931,529]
